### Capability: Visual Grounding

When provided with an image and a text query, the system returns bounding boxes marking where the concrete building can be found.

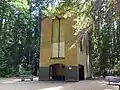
[39,16,92,81]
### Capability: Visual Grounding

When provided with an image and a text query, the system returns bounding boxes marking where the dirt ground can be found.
[0,77,119,90]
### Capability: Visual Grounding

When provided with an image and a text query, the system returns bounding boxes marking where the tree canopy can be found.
[0,0,44,76]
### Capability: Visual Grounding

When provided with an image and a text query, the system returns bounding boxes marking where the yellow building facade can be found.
[39,16,92,81]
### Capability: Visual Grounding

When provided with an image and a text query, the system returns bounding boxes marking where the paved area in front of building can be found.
[0,77,119,90]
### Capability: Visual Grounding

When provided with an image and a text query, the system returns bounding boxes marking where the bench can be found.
[105,76,120,90]
[20,75,33,81]
[105,76,120,84]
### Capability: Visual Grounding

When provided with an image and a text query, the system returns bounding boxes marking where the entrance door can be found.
[49,64,65,81]
[79,65,84,80]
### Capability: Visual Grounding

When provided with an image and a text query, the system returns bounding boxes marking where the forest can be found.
[0,0,120,77]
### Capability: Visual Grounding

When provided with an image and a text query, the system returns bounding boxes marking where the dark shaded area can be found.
[79,65,84,80]
[49,64,65,81]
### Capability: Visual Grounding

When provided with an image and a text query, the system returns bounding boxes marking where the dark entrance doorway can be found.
[49,64,65,81]
[79,65,84,80]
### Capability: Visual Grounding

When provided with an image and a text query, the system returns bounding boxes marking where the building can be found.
[39,16,92,81]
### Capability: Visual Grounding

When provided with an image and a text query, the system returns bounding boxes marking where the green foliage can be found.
[0,0,50,77]
[0,48,9,76]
